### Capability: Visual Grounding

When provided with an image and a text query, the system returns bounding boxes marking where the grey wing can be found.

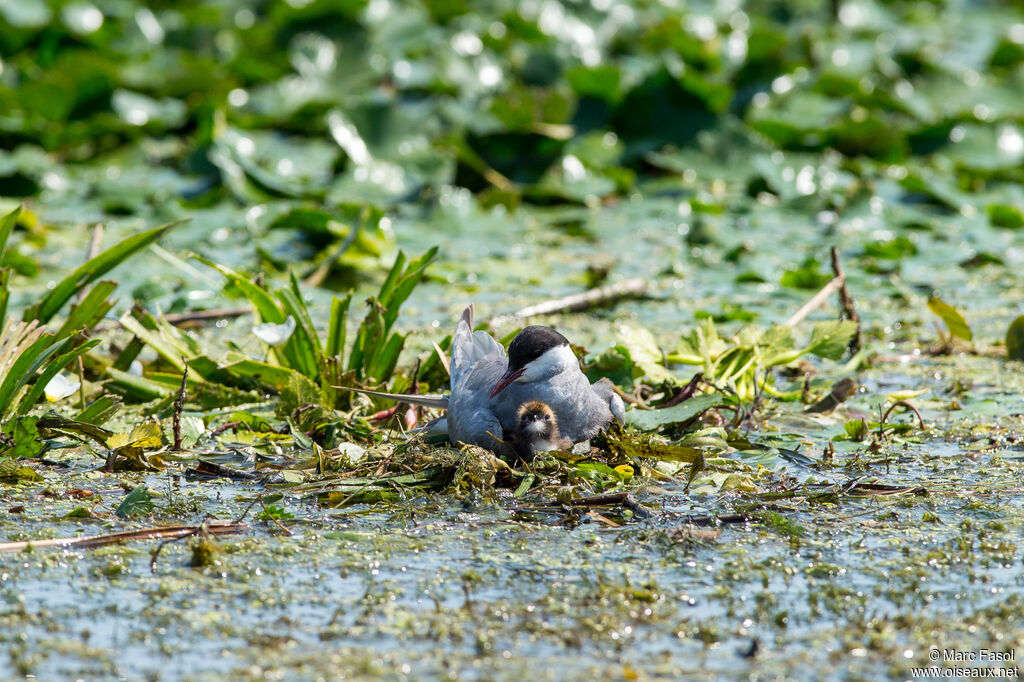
[449,404,507,451]
[448,354,509,452]
[450,305,506,390]
[592,377,625,424]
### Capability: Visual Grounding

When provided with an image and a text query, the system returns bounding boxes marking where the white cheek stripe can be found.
[517,345,576,383]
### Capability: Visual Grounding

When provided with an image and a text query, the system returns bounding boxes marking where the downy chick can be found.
[510,400,572,461]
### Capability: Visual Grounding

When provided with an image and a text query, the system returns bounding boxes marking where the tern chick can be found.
[510,400,572,460]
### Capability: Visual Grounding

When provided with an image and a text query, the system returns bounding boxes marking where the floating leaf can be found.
[927,297,972,342]
[0,458,44,483]
[115,484,154,518]
[617,326,676,385]
[625,394,721,431]
[806,321,859,361]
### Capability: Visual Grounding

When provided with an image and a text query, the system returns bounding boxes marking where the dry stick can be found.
[162,307,251,327]
[93,307,252,333]
[488,278,649,326]
[74,224,105,306]
[783,275,844,328]
[568,492,654,519]
[880,399,926,431]
[76,356,87,412]
[259,499,294,536]
[830,246,861,353]
[172,365,188,450]
[0,521,247,553]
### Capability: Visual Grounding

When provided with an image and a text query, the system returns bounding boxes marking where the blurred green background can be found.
[2,0,1022,324]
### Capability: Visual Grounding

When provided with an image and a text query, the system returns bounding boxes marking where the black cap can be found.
[506,326,569,372]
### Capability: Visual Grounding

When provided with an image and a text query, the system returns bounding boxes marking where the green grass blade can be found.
[119,314,187,372]
[377,250,407,306]
[382,247,438,329]
[276,287,321,379]
[27,219,186,324]
[325,293,351,360]
[55,281,118,338]
[17,339,101,414]
[367,331,405,384]
[105,367,171,401]
[77,395,123,426]
[0,205,20,260]
[0,267,9,330]
[192,254,284,323]
[0,333,64,416]
[347,303,385,378]
[220,359,305,392]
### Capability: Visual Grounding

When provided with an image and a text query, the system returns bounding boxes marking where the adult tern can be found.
[347,306,624,453]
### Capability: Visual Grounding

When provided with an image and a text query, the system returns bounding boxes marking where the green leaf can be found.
[16,338,101,414]
[77,395,123,426]
[0,331,63,417]
[105,367,172,401]
[220,359,304,391]
[380,247,438,329]
[325,293,351,359]
[1005,315,1024,361]
[115,484,154,518]
[617,326,677,384]
[624,394,721,431]
[0,416,43,459]
[118,313,188,373]
[192,255,284,324]
[36,412,112,445]
[367,331,406,385]
[55,281,118,339]
[927,297,972,342]
[26,219,185,324]
[275,282,321,378]
[806,321,859,360]
[0,205,20,263]
[780,258,832,290]
[987,203,1024,229]
[0,458,44,483]
[0,268,10,330]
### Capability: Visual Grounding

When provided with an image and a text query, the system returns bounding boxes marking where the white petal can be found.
[252,316,296,345]
[45,374,81,402]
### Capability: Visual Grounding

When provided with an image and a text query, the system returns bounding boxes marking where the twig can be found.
[804,377,857,414]
[172,365,188,450]
[232,493,265,525]
[259,499,294,536]
[77,356,86,412]
[162,307,251,327]
[488,278,649,326]
[0,521,246,554]
[568,492,654,519]
[784,275,844,328]
[186,460,261,481]
[210,420,244,436]
[880,400,925,431]
[830,247,861,353]
[95,307,252,333]
[683,513,753,527]
[75,224,104,306]
[658,372,703,409]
